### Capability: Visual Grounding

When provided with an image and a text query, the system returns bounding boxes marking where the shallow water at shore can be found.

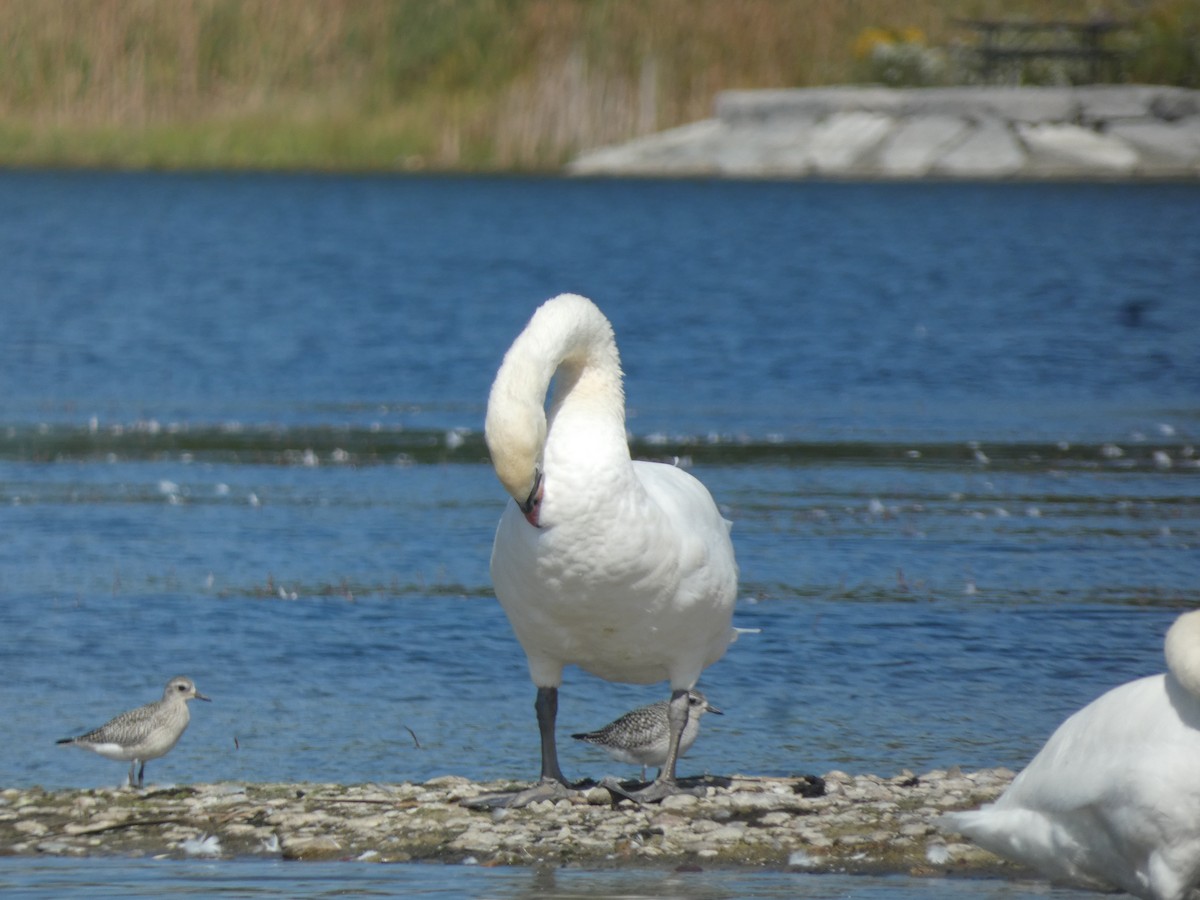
[0,857,1102,899]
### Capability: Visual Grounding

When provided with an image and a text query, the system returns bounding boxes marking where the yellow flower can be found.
[853,27,895,59]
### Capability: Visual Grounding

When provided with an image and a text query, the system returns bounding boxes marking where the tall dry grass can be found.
[0,0,1169,170]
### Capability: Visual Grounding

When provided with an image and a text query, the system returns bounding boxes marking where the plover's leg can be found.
[136,761,145,789]
[604,689,704,804]
[127,760,138,788]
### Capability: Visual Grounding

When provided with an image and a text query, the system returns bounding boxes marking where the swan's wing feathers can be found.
[633,460,738,589]
[1003,675,1186,812]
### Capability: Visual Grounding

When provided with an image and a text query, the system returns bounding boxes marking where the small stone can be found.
[582,786,611,805]
[758,812,791,827]
[661,793,699,810]
[280,835,342,861]
[708,826,745,842]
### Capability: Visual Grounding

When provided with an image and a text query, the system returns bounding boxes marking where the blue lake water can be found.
[0,170,1198,897]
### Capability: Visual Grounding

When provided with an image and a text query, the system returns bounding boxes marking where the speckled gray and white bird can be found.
[572,690,722,781]
[56,676,210,788]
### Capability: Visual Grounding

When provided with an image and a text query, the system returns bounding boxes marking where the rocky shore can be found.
[568,85,1200,179]
[1,768,1025,880]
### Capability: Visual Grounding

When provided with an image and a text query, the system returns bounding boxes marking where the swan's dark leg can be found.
[536,686,568,785]
[462,686,577,809]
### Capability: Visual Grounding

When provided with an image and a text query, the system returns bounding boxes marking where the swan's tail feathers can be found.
[938,807,1114,892]
[937,806,1058,850]
[937,809,984,836]
[937,807,1032,849]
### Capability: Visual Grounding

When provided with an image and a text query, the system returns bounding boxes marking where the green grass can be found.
[0,0,1193,172]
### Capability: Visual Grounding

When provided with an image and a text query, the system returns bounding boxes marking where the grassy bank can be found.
[0,0,1195,172]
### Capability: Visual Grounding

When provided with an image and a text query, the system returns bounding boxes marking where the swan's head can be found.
[1164,609,1200,698]
[485,394,546,527]
[485,293,624,529]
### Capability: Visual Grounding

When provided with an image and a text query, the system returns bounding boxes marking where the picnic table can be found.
[955,19,1130,83]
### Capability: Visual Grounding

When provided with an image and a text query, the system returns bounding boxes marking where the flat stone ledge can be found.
[0,768,1023,880]
[569,86,1200,180]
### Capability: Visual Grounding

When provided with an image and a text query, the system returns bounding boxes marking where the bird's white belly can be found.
[86,742,140,762]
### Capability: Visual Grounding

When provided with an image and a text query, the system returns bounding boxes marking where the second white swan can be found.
[941,609,1200,900]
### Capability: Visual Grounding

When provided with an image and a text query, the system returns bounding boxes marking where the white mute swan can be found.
[483,294,738,805]
[941,609,1200,900]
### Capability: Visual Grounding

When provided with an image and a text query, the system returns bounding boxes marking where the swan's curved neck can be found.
[485,294,625,501]
[1164,609,1200,698]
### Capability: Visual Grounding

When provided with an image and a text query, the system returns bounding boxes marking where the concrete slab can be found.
[1150,90,1200,122]
[904,87,1078,123]
[567,119,725,176]
[807,111,896,174]
[931,119,1026,178]
[567,87,1200,180]
[714,119,820,176]
[1107,119,1200,173]
[1017,123,1140,175]
[876,115,972,177]
[717,88,905,125]
[1075,86,1184,123]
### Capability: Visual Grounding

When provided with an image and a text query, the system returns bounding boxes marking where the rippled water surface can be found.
[0,171,1197,896]
[0,856,1111,899]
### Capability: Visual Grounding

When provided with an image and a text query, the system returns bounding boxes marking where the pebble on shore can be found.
[0,768,1024,880]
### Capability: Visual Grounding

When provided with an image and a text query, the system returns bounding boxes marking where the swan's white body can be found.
[491,451,736,689]
[942,610,1200,900]
[485,294,737,796]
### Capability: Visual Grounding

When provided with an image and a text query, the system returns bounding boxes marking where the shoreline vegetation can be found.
[1,768,1023,877]
[1,0,1196,173]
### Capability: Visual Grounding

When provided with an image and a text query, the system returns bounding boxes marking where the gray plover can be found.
[572,690,722,781]
[483,295,738,807]
[56,675,210,788]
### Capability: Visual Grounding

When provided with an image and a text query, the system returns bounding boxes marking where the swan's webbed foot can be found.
[463,778,586,810]
[600,775,706,805]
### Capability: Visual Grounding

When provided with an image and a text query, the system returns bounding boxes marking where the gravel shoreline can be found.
[1,768,1022,878]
